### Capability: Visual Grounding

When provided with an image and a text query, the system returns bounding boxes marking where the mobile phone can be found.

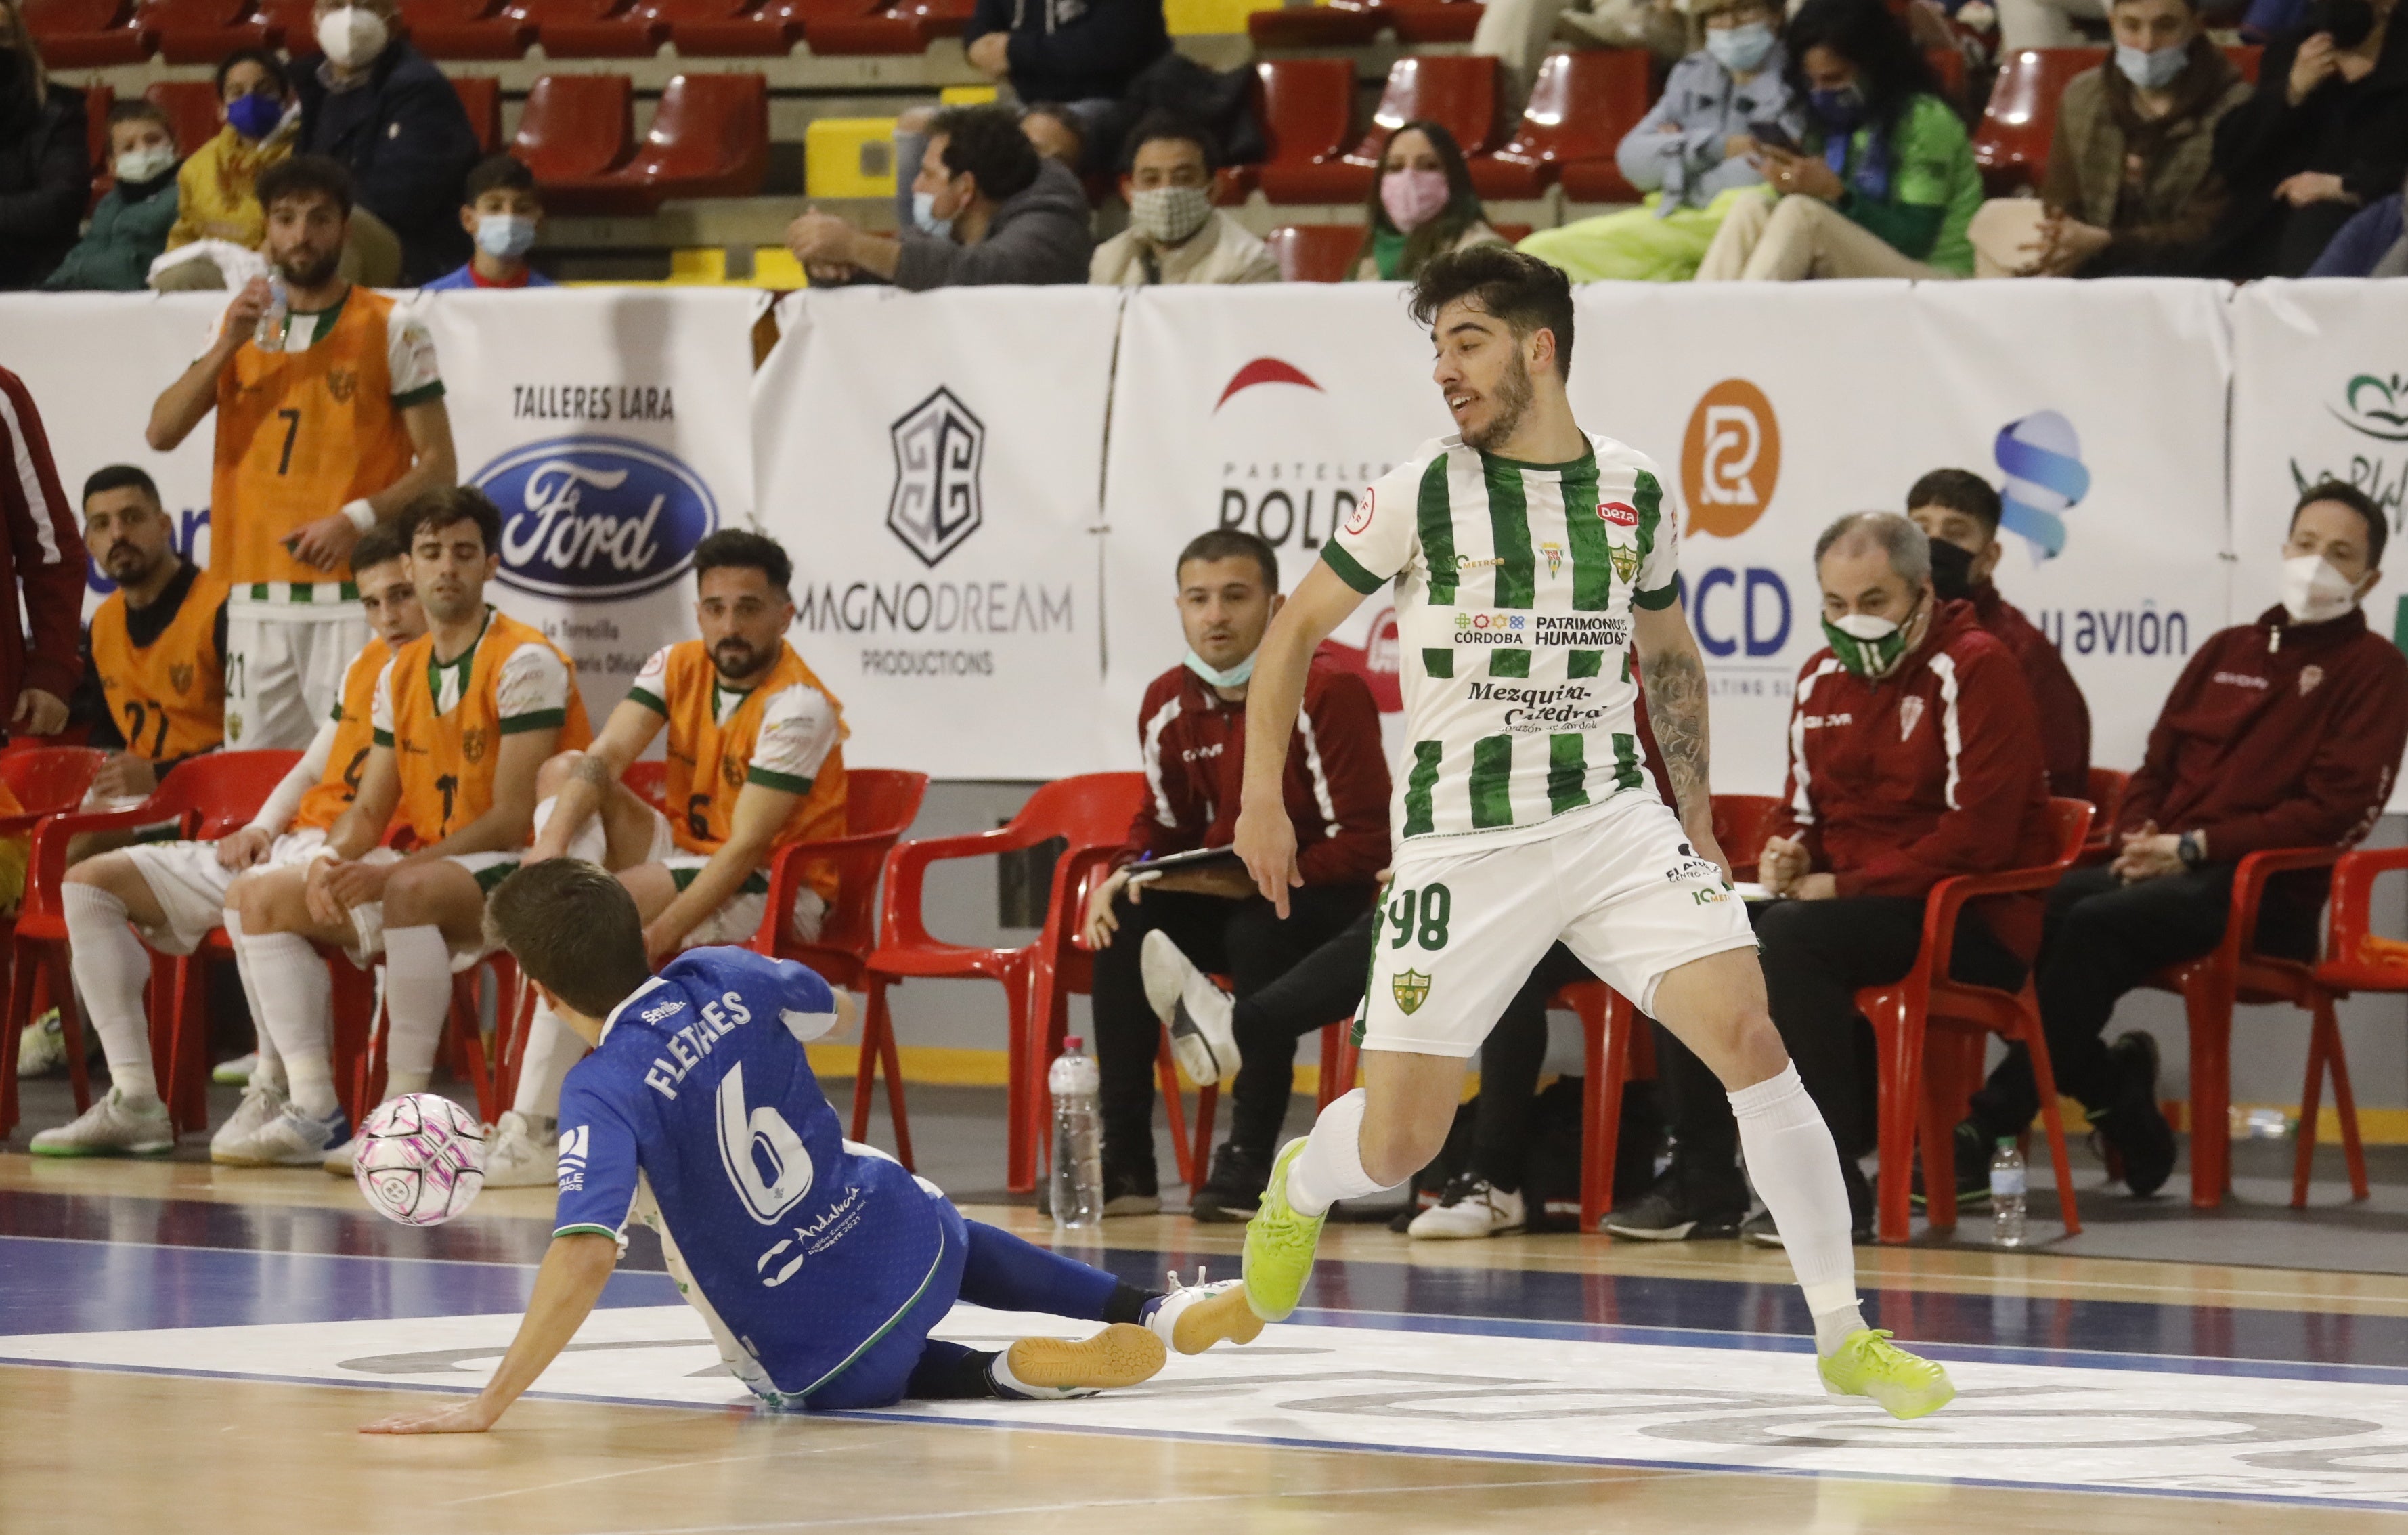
[1748,120,1799,154]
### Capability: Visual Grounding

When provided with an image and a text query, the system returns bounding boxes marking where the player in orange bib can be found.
[145,155,456,754]
[478,529,850,1184]
[35,526,424,1159]
[225,489,589,1169]
[79,465,229,805]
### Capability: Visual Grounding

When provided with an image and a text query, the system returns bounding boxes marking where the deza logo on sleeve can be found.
[472,435,720,601]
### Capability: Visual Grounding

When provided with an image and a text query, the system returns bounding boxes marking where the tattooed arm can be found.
[1632,599,1732,879]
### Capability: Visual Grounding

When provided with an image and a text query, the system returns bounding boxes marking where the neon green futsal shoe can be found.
[1818,1329,1956,1420]
[1242,1136,1327,1322]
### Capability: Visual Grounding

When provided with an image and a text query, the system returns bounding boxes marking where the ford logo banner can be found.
[472,435,719,601]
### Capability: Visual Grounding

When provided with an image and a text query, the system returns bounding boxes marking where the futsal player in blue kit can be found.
[364,859,1260,1435]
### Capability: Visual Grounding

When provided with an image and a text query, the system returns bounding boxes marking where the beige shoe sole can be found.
[1170,1284,1266,1355]
[1005,1324,1167,1391]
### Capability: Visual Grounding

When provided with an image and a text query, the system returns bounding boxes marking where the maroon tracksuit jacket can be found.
[0,367,87,727]
[1971,581,2091,799]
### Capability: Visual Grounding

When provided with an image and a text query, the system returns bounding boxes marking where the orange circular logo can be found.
[1680,379,1781,540]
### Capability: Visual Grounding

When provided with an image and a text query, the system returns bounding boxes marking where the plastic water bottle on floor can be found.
[1049,1037,1103,1230]
[1990,1138,2028,1248]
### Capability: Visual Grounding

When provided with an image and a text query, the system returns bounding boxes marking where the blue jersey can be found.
[554,947,948,1404]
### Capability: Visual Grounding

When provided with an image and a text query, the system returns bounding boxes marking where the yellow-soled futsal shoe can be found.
[1003,1324,1167,1396]
[1818,1328,1956,1420]
[1148,1272,1265,1354]
[1241,1136,1326,1322]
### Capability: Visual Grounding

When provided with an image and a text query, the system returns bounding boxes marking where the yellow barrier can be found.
[806,116,900,198]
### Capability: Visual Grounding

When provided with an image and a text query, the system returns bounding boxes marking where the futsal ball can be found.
[354,1093,488,1228]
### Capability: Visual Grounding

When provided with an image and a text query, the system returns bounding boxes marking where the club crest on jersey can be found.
[1393,969,1432,1015]
[722,753,746,789]
[1541,542,1564,578]
[1608,544,1640,584]
[1599,500,1639,527]
[461,725,489,764]
[326,368,358,405]
[169,662,194,695]
[1900,696,1926,741]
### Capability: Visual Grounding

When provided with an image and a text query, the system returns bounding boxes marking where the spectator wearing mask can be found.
[0,2,91,290]
[1906,469,2091,797]
[1953,483,2408,1199]
[1696,0,1982,282]
[962,0,1170,121]
[423,153,554,291]
[2199,0,2408,278]
[1080,530,1388,1217]
[1608,513,2052,1242]
[167,50,299,255]
[1090,113,1276,286]
[785,105,1093,288]
[293,0,481,285]
[1349,121,1505,282]
[1973,0,2251,276]
[43,100,182,293]
[1520,0,1805,282]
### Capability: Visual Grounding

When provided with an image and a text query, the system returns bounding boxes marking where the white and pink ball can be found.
[353,1093,488,1227]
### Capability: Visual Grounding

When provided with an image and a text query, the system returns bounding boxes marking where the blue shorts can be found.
[798,1190,967,1411]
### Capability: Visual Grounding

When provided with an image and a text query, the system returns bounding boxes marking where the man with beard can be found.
[223,488,588,1169]
[77,464,229,804]
[1231,248,1954,1419]
[481,531,851,1187]
[146,154,456,754]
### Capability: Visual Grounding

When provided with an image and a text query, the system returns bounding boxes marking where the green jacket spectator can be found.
[43,169,180,291]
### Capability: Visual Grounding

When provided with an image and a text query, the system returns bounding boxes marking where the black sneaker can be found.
[1742,1161,1875,1247]
[1187,1142,1270,1223]
[1910,1121,1994,1212]
[1040,1161,1158,1219]
[1602,1169,1744,1240]
[2095,1030,2175,1198]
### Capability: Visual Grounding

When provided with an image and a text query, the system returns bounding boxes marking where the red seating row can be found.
[510,71,768,211]
[1248,0,1483,47]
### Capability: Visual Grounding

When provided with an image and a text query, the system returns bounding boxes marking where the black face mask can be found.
[1927,536,1977,601]
[2308,0,2376,49]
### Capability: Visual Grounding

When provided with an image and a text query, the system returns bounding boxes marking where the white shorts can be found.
[344,849,511,972]
[122,828,328,955]
[225,599,368,751]
[1359,792,1757,1058]
[633,806,828,948]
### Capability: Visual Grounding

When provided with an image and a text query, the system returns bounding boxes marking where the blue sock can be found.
[959,1220,1151,1323]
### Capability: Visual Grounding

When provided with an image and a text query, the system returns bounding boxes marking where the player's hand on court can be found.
[89,752,157,804]
[360,1396,500,1435]
[1082,866,1132,949]
[288,511,364,571]
[216,825,274,871]
[9,687,66,735]
[1234,802,1301,919]
[1757,835,1809,896]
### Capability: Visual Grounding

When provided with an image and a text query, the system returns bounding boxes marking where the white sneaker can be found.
[482,1110,559,1188]
[209,1081,289,1160]
[16,1009,67,1079]
[1407,1175,1526,1240]
[322,1132,361,1176]
[211,1051,259,1086]
[1141,930,1240,1086]
[29,1087,174,1157]
[214,1103,349,1167]
[1145,1268,1265,1355]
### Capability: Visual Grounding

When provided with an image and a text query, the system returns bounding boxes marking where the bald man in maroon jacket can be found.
[1960,481,2408,1200]
[1609,513,2054,1244]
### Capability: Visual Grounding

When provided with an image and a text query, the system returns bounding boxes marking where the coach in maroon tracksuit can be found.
[1962,481,2408,1198]
[1080,528,1389,1216]
[1611,513,2053,1243]
[0,366,86,740]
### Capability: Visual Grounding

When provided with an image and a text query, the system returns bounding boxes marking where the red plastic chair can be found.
[2225,43,2262,81]
[2296,845,2406,1207]
[25,0,152,63]
[745,769,929,1164]
[2145,845,2344,1209]
[1275,56,1502,204]
[1265,223,1363,281]
[451,72,503,153]
[2082,766,2128,854]
[1247,0,1381,46]
[539,72,767,215]
[867,773,1143,1193]
[144,79,225,156]
[669,0,835,55]
[540,0,669,55]
[510,72,637,183]
[1472,49,1652,202]
[1973,47,2103,194]
[404,0,535,56]
[1252,57,1362,204]
[804,0,969,53]
[138,0,250,61]
[1391,0,1481,39]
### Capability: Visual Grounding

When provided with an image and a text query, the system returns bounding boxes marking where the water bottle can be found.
[254,276,289,351]
[1048,1036,1103,1230]
[1990,1137,2028,1248]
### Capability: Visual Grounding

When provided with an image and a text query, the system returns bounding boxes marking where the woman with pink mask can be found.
[1347,120,1505,280]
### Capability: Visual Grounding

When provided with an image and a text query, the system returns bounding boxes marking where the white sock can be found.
[1284,1088,1384,1218]
[64,884,159,1106]
[232,917,335,1117]
[512,1000,587,1119]
[382,924,453,1100]
[1730,1063,1867,1354]
[221,910,286,1094]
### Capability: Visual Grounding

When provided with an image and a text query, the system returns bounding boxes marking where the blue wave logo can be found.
[1993,410,2091,561]
[472,435,718,601]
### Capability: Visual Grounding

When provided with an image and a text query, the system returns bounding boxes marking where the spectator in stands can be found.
[1081,529,1388,1217]
[0,3,91,290]
[785,105,1092,288]
[1090,114,1276,286]
[1953,482,2408,1200]
[293,0,480,285]
[74,465,229,806]
[0,366,84,746]
[1021,102,1089,168]
[2199,0,2408,278]
[43,101,183,293]
[2307,167,2408,271]
[424,153,553,291]
[1906,469,2090,797]
[1475,0,1687,106]
[1608,513,2050,1242]
[963,0,1170,124]
[1349,121,1505,282]
[1519,0,1805,282]
[1696,0,1982,281]
[167,50,297,256]
[1971,0,2251,277]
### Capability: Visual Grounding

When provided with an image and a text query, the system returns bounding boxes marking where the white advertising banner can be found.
[753,286,1122,779]
[1097,283,1452,766]
[1571,279,2234,792]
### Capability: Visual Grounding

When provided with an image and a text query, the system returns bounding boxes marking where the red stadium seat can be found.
[510,71,636,182]
[140,0,261,62]
[144,79,224,156]
[1250,57,1360,204]
[804,0,969,55]
[1265,222,1364,280]
[668,0,813,53]
[2225,42,2261,80]
[25,0,152,64]
[539,71,767,213]
[252,0,313,42]
[1390,0,1481,41]
[81,80,115,172]
[1275,55,1502,203]
[539,0,673,57]
[1247,0,1380,46]
[1973,46,2102,194]
[403,0,536,56]
[1925,44,1966,107]
[1470,48,1650,200]
[451,72,502,152]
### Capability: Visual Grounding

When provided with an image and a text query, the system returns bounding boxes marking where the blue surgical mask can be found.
[475,212,538,260]
[1182,648,1256,689]
[1706,21,1776,74]
[911,190,953,237]
[2114,41,2189,91]
[1808,83,1866,131]
[226,91,284,142]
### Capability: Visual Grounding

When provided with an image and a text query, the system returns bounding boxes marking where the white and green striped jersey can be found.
[1321,431,1680,849]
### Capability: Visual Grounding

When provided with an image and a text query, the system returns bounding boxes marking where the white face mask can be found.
[113,144,176,184]
[1129,183,1212,246]
[2280,552,2364,625]
[1182,647,1256,689]
[315,5,390,68]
